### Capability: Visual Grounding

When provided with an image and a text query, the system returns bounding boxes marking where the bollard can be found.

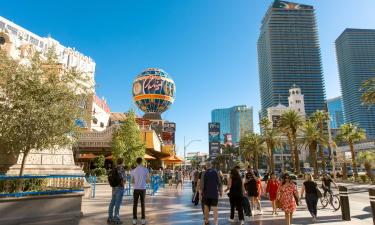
[369,188,375,224]
[339,186,351,221]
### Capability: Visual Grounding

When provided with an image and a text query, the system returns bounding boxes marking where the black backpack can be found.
[108,167,121,187]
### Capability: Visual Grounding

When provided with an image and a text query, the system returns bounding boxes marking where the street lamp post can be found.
[184,136,201,170]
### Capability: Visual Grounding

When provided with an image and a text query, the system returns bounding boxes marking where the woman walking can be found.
[256,174,263,215]
[225,168,245,224]
[245,167,260,215]
[266,172,280,215]
[300,174,319,223]
[277,173,299,225]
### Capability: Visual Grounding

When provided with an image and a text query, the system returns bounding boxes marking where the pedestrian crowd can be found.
[191,162,336,225]
[106,157,336,225]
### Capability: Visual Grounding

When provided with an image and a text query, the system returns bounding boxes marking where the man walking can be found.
[199,162,223,225]
[108,158,126,224]
[131,157,150,225]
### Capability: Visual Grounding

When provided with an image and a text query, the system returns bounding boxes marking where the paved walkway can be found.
[24,181,373,225]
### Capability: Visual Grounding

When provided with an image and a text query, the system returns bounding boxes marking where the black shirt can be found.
[303,181,317,194]
[230,175,243,197]
[322,178,333,187]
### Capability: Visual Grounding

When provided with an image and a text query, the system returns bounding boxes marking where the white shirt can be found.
[131,165,149,190]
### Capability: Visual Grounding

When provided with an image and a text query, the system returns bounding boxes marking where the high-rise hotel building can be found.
[336,28,375,138]
[211,105,253,144]
[258,1,326,118]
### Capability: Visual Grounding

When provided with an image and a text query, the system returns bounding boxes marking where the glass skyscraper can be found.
[211,105,253,144]
[336,28,375,138]
[258,1,326,118]
[327,96,345,129]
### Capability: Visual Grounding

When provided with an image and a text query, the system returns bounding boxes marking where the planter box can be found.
[0,192,83,225]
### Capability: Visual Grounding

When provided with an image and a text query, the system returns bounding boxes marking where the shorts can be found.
[203,198,218,207]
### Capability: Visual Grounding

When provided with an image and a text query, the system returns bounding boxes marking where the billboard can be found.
[163,122,176,133]
[209,142,221,159]
[209,122,221,159]
[208,122,220,142]
[224,133,232,146]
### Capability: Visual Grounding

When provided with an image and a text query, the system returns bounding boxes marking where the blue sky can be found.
[2,0,375,155]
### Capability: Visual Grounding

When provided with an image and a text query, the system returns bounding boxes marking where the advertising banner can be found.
[209,122,221,159]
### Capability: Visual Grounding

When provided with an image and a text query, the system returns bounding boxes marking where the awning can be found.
[161,155,184,163]
[144,154,156,160]
[105,154,156,160]
[78,153,96,159]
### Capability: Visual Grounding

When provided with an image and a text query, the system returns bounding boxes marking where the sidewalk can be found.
[22,181,373,225]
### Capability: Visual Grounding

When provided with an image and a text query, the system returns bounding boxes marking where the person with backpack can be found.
[107,158,126,225]
[225,167,245,224]
[300,174,319,223]
[199,162,223,225]
[131,157,150,225]
[245,166,262,215]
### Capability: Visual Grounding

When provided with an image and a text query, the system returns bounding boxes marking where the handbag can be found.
[276,198,281,208]
[294,193,300,206]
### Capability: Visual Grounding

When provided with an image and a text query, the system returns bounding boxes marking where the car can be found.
[357,168,366,176]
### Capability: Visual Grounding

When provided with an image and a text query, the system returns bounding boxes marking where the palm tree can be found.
[301,120,326,178]
[336,123,366,180]
[260,117,281,173]
[358,151,375,184]
[239,132,265,170]
[279,110,304,175]
[310,110,330,172]
[361,77,375,105]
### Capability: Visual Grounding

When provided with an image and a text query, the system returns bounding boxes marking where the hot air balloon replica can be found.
[132,68,176,119]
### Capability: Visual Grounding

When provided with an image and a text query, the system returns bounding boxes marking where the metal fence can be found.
[0,175,85,198]
[123,175,163,196]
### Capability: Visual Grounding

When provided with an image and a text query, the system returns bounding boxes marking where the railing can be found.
[0,175,85,198]
[88,175,97,198]
[124,175,162,196]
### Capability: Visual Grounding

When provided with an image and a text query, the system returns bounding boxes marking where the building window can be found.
[0,36,5,45]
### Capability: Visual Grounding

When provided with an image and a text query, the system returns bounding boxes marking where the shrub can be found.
[93,168,107,176]
[360,175,368,183]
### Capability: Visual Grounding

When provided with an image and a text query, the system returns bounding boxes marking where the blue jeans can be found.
[108,186,124,221]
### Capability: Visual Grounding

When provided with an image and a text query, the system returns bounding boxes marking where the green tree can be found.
[279,110,304,175]
[111,110,145,168]
[358,151,375,183]
[239,132,265,170]
[361,77,375,105]
[260,117,281,173]
[93,155,106,176]
[0,49,91,176]
[310,110,329,172]
[336,123,366,180]
[301,120,325,178]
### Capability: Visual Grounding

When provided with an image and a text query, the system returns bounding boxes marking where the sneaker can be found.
[141,219,146,225]
[275,212,279,216]
[132,219,137,225]
[240,220,245,225]
[258,210,263,215]
[228,218,235,222]
[107,218,113,224]
[312,216,317,223]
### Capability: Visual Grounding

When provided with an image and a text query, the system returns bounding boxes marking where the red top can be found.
[266,179,280,201]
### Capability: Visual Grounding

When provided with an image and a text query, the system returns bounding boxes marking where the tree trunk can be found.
[349,142,358,181]
[310,143,319,179]
[319,123,326,172]
[342,162,348,180]
[364,162,375,184]
[293,133,300,175]
[19,150,30,176]
[270,144,275,173]
[287,134,294,172]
